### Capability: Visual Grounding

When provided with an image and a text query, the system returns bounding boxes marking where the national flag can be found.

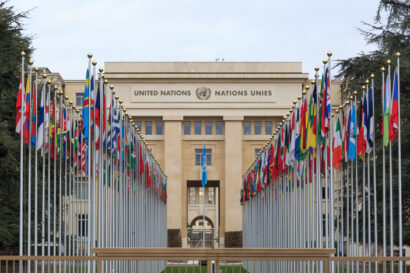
[23,76,31,144]
[37,83,45,152]
[382,75,391,146]
[348,104,356,162]
[332,116,343,169]
[367,87,374,150]
[15,74,24,134]
[389,67,399,142]
[95,84,101,150]
[50,100,56,158]
[81,68,90,141]
[357,95,367,159]
[306,87,317,152]
[30,79,37,147]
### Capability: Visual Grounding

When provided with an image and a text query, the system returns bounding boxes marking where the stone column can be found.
[223,116,243,247]
[164,115,183,247]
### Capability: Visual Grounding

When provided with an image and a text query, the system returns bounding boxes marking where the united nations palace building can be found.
[60,61,341,248]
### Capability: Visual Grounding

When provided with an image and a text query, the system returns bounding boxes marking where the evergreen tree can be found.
[0,1,32,252]
[336,0,410,246]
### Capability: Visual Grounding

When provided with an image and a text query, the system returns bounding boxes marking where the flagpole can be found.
[370,73,378,273]
[46,82,51,273]
[361,85,366,273]
[41,75,47,273]
[27,61,33,273]
[58,87,63,273]
[366,80,372,273]
[381,66,387,273]
[34,67,39,273]
[19,51,26,273]
[395,52,402,273]
[387,59,394,273]
[354,90,359,273]
[63,95,69,273]
[86,53,92,273]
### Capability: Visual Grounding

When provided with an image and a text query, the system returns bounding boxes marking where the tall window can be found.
[145,121,152,135]
[195,149,212,166]
[207,187,215,204]
[184,121,191,135]
[194,121,202,135]
[156,121,163,135]
[265,121,272,135]
[199,187,204,205]
[205,121,212,135]
[135,121,142,131]
[254,121,262,135]
[244,121,251,135]
[75,182,88,200]
[76,93,84,107]
[78,214,88,236]
[215,121,223,135]
[189,187,196,204]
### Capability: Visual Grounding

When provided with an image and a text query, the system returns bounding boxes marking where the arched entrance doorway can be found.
[188,216,214,248]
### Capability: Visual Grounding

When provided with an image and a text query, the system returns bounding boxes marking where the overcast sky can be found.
[11,0,379,79]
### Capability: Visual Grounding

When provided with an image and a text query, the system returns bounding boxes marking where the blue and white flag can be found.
[201,144,207,187]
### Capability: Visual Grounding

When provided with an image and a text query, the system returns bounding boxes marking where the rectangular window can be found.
[199,187,204,205]
[184,121,191,135]
[205,121,212,135]
[135,121,142,131]
[207,187,215,204]
[194,121,202,135]
[255,148,261,157]
[75,182,88,200]
[195,148,212,166]
[156,121,163,135]
[145,121,152,135]
[254,121,262,135]
[265,121,272,135]
[76,93,84,107]
[215,121,223,135]
[78,214,88,236]
[244,121,251,135]
[189,187,196,205]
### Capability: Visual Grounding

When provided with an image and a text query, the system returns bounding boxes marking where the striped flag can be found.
[348,104,356,162]
[389,67,399,142]
[36,83,45,152]
[382,75,391,146]
[332,116,343,169]
[15,74,24,134]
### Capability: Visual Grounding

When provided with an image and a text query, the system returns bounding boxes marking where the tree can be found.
[0,1,32,252]
[336,0,410,246]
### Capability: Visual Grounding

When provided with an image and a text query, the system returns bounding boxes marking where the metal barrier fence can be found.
[1,248,409,273]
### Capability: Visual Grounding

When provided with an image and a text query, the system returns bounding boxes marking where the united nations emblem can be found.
[196,87,211,100]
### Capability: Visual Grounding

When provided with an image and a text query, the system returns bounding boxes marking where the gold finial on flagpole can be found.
[104,79,108,84]
[361,85,366,91]
[290,109,293,113]
[315,66,319,71]
[365,79,369,84]
[43,74,47,79]
[65,95,69,100]
[286,113,290,117]
[331,113,334,117]
[396,52,400,57]
[311,80,315,84]
[99,68,103,73]
[28,59,33,65]
[21,51,26,57]
[336,109,339,113]
[323,59,327,64]
[306,85,310,90]
[327,51,332,57]
[302,90,307,95]
[76,109,79,113]
[339,105,343,109]
[293,100,297,105]
[87,53,93,59]
[47,80,51,85]
[110,85,114,89]
[119,100,123,105]
[346,101,350,105]
[53,85,58,91]
[353,90,358,96]
[381,67,385,72]
[297,96,301,100]
[115,96,119,100]
[370,73,375,78]
[34,67,39,72]
[92,60,97,66]
[387,59,391,65]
